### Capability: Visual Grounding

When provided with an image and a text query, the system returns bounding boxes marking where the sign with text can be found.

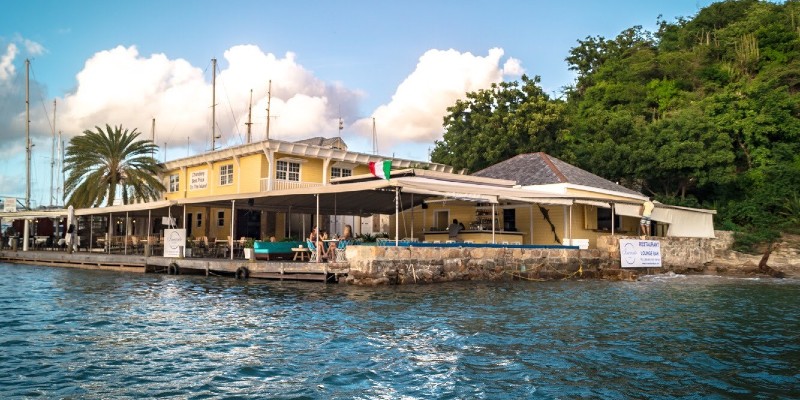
[189,170,208,190]
[3,197,16,212]
[619,239,662,268]
[163,228,186,258]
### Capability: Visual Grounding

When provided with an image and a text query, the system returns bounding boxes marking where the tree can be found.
[431,75,567,172]
[64,124,165,207]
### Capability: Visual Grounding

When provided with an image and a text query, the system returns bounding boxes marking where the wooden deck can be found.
[0,250,347,282]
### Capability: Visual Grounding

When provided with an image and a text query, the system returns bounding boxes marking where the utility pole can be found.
[372,118,378,155]
[265,80,272,140]
[245,89,253,143]
[211,58,218,151]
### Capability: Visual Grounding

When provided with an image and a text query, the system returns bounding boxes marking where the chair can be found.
[335,239,349,262]
[307,240,319,262]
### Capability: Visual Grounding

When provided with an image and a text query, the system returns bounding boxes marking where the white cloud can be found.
[351,48,520,150]
[0,43,17,81]
[23,39,45,56]
[503,57,525,76]
[55,44,362,152]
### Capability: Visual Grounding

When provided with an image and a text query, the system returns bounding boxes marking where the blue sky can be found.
[1,0,714,207]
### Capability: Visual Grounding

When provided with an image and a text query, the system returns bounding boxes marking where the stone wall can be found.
[596,235,716,273]
[345,245,636,285]
[345,235,726,285]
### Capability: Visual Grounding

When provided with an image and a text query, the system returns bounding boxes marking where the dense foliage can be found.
[432,0,800,251]
[64,124,165,207]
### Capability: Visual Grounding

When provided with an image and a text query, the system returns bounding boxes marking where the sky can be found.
[0,0,716,208]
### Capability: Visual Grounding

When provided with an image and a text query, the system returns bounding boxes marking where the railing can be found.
[259,178,323,192]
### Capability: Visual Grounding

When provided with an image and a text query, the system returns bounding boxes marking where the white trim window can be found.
[219,164,233,186]
[168,174,180,192]
[331,167,352,179]
[276,160,300,181]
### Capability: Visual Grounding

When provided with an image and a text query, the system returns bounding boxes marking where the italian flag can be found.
[369,160,391,180]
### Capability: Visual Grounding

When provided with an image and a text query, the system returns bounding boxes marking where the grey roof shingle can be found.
[293,136,348,150]
[472,152,642,196]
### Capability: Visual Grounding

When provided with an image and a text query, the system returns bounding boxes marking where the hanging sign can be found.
[619,239,662,268]
[3,197,16,212]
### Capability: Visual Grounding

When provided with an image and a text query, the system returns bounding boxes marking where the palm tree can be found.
[64,124,165,207]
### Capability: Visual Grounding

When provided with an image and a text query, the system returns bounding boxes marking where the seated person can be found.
[341,224,353,241]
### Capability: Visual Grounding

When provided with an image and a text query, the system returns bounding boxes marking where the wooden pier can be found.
[0,250,347,283]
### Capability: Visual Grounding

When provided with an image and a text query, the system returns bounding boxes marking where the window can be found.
[276,160,300,181]
[219,164,233,185]
[331,167,352,179]
[169,174,179,192]
[217,211,225,227]
[197,213,202,228]
[597,208,620,231]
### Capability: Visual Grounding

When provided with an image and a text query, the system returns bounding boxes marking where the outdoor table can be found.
[292,247,310,261]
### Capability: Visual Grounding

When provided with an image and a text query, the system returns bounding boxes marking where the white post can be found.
[569,202,574,246]
[315,194,321,263]
[410,194,414,241]
[230,200,235,260]
[529,204,534,245]
[124,211,129,255]
[395,187,399,246]
[491,203,496,244]
[23,219,30,251]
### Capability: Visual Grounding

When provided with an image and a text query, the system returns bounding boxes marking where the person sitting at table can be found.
[341,225,353,241]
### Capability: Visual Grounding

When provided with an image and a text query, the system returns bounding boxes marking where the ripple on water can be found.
[0,264,799,398]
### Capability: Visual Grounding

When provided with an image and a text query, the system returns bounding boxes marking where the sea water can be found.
[0,263,798,399]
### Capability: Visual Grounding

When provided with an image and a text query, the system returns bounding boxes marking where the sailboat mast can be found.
[245,89,253,143]
[211,58,217,151]
[265,80,272,140]
[50,99,56,206]
[150,118,155,157]
[25,59,30,210]
[23,59,30,251]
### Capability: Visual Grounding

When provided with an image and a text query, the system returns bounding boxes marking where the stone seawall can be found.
[345,235,726,285]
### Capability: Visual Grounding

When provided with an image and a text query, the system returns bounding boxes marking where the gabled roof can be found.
[472,152,642,196]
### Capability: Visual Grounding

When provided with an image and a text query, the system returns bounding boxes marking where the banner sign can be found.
[3,197,16,212]
[189,170,208,190]
[619,239,662,268]
[163,228,186,258]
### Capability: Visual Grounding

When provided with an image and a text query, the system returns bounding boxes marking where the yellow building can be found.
[160,137,456,242]
[389,153,715,248]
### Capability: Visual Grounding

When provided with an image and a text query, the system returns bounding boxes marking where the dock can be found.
[0,250,347,283]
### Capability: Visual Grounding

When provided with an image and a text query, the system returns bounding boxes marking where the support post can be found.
[395,187,399,246]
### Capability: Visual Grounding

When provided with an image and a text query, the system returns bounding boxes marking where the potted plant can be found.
[243,237,256,261]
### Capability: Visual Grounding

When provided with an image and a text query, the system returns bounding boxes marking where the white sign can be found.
[163,228,186,258]
[3,197,16,212]
[189,170,208,190]
[619,239,662,268]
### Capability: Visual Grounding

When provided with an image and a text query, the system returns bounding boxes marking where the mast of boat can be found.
[265,80,272,140]
[58,131,63,205]
[23,59,31,251]
[211,58,218,151]
[50,99,56,206]
[245,89,253,143]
